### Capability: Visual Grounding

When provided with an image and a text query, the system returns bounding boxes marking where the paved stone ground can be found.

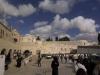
[4,57,75,75]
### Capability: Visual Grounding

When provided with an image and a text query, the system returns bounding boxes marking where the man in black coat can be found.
[51,56,59,75]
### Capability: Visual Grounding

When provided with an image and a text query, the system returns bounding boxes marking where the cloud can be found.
[74,33,98,42]
[39,0,78,14]
[58,34,71,39]
[30,25,52,37]
[0,18,8,26]
[52,14,71,30]
[34,21,48,28]
[71,16,96,33]
[51,15,97,34]
[30,15,97,41]
[19,20,24,23]
[18,4,36,17]
[96,24,100,28]
[0,0,36,17]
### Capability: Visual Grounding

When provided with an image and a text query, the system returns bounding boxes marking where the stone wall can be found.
[20,41,87,55]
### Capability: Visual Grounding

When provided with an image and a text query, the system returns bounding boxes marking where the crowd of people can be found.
[36,54,100,75]
[51,54,100,75]
[0,48,32,71]
[72,54,100,75]
[0,48,100,75]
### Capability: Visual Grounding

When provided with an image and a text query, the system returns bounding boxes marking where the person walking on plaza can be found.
[16,55,23,68]
[64,56,67,63]
[37,51,42,67]
[13,50,17,59]
[5,49,12,70]
[60,55,63,63]
[17,50,22,57]
[75,60,87,73]
[51,56,59,75]
[82,58,95,75]
[37,57,42,67]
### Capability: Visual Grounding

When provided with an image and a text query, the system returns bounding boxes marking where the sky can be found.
[0,0,100,41]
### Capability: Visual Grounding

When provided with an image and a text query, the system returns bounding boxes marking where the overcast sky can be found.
[0,0,100,41]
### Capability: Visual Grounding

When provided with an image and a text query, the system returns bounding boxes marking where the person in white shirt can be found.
[74,60,87,73]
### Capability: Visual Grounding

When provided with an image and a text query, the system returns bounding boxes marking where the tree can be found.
[36,36,41,40]
[58,36,70,41]
[46,37,52,41]
[55,36,59,41]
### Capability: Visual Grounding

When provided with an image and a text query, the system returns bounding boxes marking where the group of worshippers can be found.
[51,54,100,75]
[0,49,24,71]
[73,54,100,75]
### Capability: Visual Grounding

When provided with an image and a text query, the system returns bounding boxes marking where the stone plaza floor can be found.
[4,57,75,75]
